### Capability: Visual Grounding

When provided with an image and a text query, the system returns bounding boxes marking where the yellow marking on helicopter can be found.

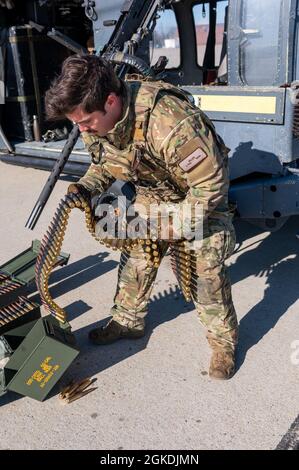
[194,95,277,115]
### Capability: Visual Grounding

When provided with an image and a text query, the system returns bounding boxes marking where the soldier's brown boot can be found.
[209,349,235,380]
[88,319,145,345]
[207,335,236,380]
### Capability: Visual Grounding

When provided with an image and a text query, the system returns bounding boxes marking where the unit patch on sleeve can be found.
[177,137,207,172]
[179,147,208,172]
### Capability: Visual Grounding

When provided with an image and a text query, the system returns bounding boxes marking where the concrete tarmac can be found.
[0,162,298,450]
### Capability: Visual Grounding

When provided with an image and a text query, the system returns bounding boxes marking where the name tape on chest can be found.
[179,147,208,172]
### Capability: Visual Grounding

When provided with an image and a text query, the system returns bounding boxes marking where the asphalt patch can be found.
[276,414,299,450]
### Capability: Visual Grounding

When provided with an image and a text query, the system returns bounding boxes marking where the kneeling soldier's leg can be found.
[192,230,238,379]
[193,263,238,348]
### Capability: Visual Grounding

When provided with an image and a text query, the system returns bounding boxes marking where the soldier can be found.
[45,54,238,380]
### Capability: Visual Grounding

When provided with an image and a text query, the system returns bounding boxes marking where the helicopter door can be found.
[229,0,296,86]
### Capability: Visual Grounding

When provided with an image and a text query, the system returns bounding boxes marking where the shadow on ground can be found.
[55,284,194,390]
[29,251,118,306]
[231,217,299,370]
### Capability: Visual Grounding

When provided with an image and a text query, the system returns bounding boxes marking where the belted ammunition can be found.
[0,312,10,323]
[36,191,162,323]
[0,297,37,325]
[69,193,83,208]
[0,273,9,283]
[171,266,193,284]
[0,280,21,294]
[171,263,198,284]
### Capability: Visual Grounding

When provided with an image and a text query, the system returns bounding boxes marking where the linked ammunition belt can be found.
[170,242,199,304]
[0,273,9,283]
[0,278,23,295]
[35,192,162,324]
[0,296,38,328]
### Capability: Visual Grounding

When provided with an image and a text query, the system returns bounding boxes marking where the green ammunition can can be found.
[3,315,79,401]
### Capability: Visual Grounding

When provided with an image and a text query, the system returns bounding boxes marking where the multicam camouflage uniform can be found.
[78,77,238,350]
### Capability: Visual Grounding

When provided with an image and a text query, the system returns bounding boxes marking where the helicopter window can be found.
[239,0,282,86]
[150,8,180,69]
[193,1,228,67]
[193,2,210,67]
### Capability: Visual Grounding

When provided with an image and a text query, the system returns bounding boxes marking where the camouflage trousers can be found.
[111,220,238,349]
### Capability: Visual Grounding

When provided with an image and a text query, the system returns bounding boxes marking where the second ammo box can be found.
[0,239,69,308]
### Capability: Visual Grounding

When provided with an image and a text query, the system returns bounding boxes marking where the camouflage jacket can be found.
[78,77,231,227]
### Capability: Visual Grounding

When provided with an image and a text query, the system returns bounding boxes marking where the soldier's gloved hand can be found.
[67,183,90,198]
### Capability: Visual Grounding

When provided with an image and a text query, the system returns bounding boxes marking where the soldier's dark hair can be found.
[45,54,122,120]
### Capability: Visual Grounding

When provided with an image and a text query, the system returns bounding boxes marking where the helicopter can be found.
[1,0,299,231]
